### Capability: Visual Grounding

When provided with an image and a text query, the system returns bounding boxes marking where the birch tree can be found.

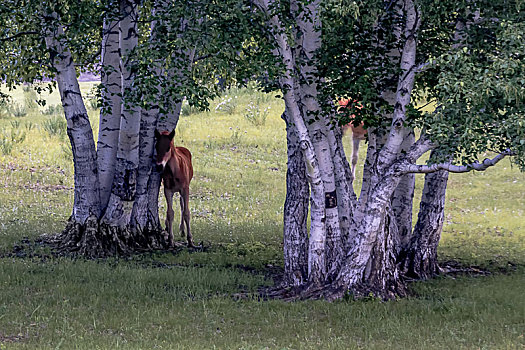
[2,0,524,298]
[0,0,227,256]
[243,0,525,299]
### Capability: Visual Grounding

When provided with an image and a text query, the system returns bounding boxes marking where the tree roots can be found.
[47,215,172,258]
[265,277,407,302]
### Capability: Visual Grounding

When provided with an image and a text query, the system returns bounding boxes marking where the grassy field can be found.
[0,83,524,349]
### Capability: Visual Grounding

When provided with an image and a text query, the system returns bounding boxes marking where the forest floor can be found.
[0,83,524,349]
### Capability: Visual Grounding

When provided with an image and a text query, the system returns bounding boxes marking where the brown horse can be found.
[339,99,367,180]
[154,129,194,247]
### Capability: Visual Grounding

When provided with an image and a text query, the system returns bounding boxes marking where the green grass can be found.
[0,83,524,349]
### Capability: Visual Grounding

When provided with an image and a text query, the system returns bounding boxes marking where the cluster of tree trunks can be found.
[44,0,186,257]
[256,0,511,299]
[32,0,515,300]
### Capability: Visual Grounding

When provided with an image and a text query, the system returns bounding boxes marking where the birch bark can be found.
[282,108,309,287]
[43,16,102,256]
[399,158,449,279]
[329,0,420,298]
[44,22,101,223]
[294,0,343,282]
[130,8,166,241]
[377,0,420,171]
[102,0,141,232]
[335,174,405,299]
[132,3,194,245]
[253,0,328,286]
[391,128,415,249]
[326,124,355,252]
[97,9,122,211]
[396,9,480,275]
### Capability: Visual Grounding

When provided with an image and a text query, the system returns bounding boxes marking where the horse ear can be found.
[154,129,160,139]
[169,129,175,140]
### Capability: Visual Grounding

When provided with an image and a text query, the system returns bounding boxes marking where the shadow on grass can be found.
[1,235,283,292]
[3,234,523,305]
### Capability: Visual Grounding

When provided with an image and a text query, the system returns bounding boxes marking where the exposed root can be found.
[46,215,172,258]
[262,270,408,302]
[438,260,492,277]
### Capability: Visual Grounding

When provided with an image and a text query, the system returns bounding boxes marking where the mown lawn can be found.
[0,83,524,349]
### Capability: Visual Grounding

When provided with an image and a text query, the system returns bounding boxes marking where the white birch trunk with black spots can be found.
[295,0,343,282]
[44,22,101,223]
[281,109,309,287]
[102,0,141,230]
[97,12,122,210]
[334,172,405,299]
[391,128,415,250]
[330,0,420,299]
[255,0,327,285]
[43,16,104,256]
[326,125,355,253]
[399,153,449,279]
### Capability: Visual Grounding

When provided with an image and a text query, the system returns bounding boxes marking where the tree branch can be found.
[403,135,434,162]
[401,149,514,174]
[0,31,40,42]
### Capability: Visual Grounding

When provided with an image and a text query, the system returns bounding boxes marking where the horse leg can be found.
[181,187,194,247]
[179,193,185,238]
[351,136,361,181]
[164,187,175,247]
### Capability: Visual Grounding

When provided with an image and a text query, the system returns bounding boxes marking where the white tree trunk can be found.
[254,0,327,285]
[399,152,449,279]
[130,107,162,237]
[377,0,420,171]
[391,128,415,249]
[43,16,105,256]
[326,125,356,253]
[97,10,122,210]
[131,1,194,245]
[102,0,141,230]
[44,21,101,223]
[294,0,343,282]
[335,174,405,299]
[282,108,309,287]
[330,0,420,299]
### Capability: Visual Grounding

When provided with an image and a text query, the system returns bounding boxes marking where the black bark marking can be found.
[70,113,90,127]
[123,27,137,41]
[63,89,82,97]
[325,190,337,209]
[111,158,137,201]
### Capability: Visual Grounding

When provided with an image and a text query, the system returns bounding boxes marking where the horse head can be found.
[154,129,175,171]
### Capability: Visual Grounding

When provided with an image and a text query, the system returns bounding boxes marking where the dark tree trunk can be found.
[399,156,449,279]
[281,110,309,287]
